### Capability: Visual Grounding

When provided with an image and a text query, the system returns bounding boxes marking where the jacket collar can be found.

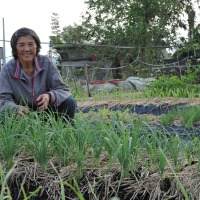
[13,56,43,78]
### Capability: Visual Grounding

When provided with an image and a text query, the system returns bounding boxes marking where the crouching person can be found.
[0,27,76,122]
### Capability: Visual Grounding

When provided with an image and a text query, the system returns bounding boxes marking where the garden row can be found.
[0,106,200,199]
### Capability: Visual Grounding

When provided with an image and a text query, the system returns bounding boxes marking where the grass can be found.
[160,109,177,126]
[0,163,13,199]
[75,88,144,102]
[0,114,28,169]
[24,112,53,172]
[178,106,200,127]
[160,106,200,127]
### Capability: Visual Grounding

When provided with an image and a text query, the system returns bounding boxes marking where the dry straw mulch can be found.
[78,97,200,108]
[4,152,200,200]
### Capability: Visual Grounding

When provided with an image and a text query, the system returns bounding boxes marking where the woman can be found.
[0,27,77,121]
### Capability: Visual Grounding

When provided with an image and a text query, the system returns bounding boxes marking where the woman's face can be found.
[16,36,37,65]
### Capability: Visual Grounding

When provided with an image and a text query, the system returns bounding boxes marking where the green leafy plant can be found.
[160,109,177,126]
[25,112,53,172]
[0,163,13,199]
[145,71,200,98]
[51,161,85,200]
[178,106,200,127]
[0,113,28,169]
[159,147,189,200]
[21,184,42,200]
[167,134,183,172]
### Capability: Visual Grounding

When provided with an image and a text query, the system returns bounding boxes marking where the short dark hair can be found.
[11,27,41,59]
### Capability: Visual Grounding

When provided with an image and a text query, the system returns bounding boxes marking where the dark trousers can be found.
[48,96,77,121]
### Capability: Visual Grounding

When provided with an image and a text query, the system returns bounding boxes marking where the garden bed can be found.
[78,97,200,140]
[1,97,200,200]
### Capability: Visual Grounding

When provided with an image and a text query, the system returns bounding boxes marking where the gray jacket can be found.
[0,54,71,111]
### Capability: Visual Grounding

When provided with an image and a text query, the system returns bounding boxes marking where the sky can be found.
[0,0,200,63]
[0,0,87,61]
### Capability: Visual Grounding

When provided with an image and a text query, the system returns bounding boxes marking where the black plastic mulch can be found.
[77,103,200,138]
[145,124,200,140]
[77,103,189,115]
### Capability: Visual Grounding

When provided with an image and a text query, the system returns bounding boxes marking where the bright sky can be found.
[0,0,200,62]
[0,0,87,60]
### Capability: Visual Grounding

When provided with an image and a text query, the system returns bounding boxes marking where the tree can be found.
[50,12,62,44]
[76,0,199,77]
[50,1,199,78]
[61,24,88,43]
[49,13,64,63]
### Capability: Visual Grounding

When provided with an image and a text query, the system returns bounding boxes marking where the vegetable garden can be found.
[1,73,200,200]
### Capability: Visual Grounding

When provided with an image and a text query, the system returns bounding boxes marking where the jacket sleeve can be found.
[0,67,20,112]
[48,62,72,106]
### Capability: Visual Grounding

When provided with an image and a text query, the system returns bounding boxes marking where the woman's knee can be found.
[58,96,77,114]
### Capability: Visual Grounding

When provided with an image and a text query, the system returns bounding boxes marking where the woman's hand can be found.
[17,106,29,116]
[36,93,50,112]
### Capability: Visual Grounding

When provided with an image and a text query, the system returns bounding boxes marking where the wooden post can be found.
[69,66,78,95]
[84,64,92,97]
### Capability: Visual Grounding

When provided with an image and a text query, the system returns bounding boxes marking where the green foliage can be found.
[144,128,168,178]
[25,112,53,172]
[61,25,88,43]
[145,67,200,98]
[103,112,142,177]
[159,105,200,127]
[80,0,197,64]
[50,12,62,44]
[49,120,72,165]
[0,114,28,169]
[167,134,183,172]
[160,109,177,126]
[1,99,200,198]
[50,0,199,78]
[0,164,13,199]
[21,184,42,200]
[178,106,200,127]
[173,24,200,58]
[83,0,191,45]
[159,148,189,200]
